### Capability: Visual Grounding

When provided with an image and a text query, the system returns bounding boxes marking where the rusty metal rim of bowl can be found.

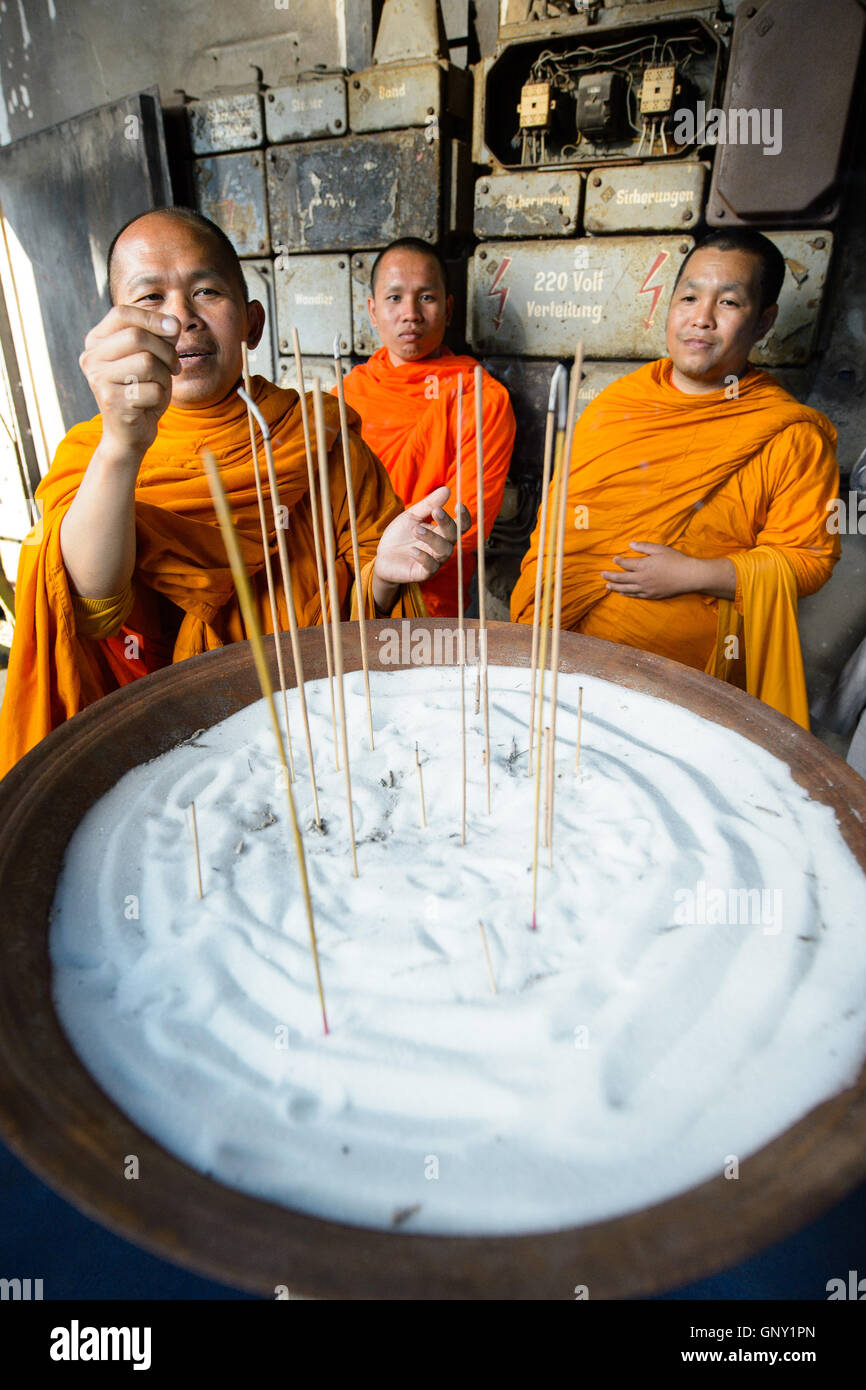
[0,620,865,1301]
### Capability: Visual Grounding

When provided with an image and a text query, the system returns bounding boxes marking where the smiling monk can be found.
[339,238,515,617]
[510,229,840,728]
[0,207,466,777]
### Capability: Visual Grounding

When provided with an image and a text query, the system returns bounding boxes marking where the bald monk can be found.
[510,229,840,728]
[339,238,516,618]
[0,207,466,778]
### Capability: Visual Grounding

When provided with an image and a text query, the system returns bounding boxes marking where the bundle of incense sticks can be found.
[201,448,329,1035]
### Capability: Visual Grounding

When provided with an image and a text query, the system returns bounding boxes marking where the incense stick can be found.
[575,685,584,774]
[527,375,558,777]
[292,328,340,772]
[474,364,491,814]
[238,385,321,828]
[478,920,497,995]
[201,449,329,1034]
[546,342,583,866]
[240,343,295,781]
[531,367,568,929]
[415,742,427,828]
[312,378,359,877]
[456,375,467,845]
[188,799,203,899]
[333,334,375,750]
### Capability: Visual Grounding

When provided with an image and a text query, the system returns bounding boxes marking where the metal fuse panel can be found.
[193,152,269,256]
[267,130,442,253]
[348,60,471,133]
[187,94,264,154]
[750,231,833,367]
[241,260,277,383]
[468,237,694,359]
[277,356,340,392]
[584,161,707,234]
[474,172,583,240]
[264,77,347,143]
[574,360,644,417]
[274,254,353,357]
[351,252,378,356]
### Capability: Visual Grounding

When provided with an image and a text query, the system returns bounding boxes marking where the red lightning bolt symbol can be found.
[638,251,669,330]
[488,256,512,331]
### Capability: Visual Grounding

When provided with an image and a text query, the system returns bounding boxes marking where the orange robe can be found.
[339,345,516,617]
[0,375,425,779]
[510,359,840,728]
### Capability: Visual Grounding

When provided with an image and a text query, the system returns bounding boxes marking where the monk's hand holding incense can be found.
[62,308,183,600]
[372,484,471,609]
[603,543,737,601]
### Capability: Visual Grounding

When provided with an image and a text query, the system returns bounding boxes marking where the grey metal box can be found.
[187,93,264,154]
[584,161,707,234]
[264,77,348,143]
[193,152,269,256]
[468,237,694,358]
[474,172,583,239]
[266,129,445,253]
[350,252,378,357]
[750,231,833,367]
[278,356,340,392]
[348,60,472,133]
[241,259,277,384]
[274,254,353,357]
[574,360,643,417]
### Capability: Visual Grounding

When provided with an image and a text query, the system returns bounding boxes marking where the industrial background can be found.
[0,0,865,746]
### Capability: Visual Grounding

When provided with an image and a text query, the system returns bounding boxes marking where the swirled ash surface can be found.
[50,666,866,1234]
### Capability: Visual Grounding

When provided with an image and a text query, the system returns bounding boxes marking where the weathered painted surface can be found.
[193,151,269,256]
[241,259,277,382]
[474,172,584,239]
[265,78,348,144]
[187,94,263,154]
[274,253,353,356]
[266,130,442,252]
[469,236,694,358]
[750,231,834,367]
[583,161,707,233]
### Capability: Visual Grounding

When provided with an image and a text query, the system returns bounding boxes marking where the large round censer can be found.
[1,620,865,1299]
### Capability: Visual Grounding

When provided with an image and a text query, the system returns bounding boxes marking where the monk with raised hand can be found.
[510,227,841,729]
[338,238,516,618]
[0,207,463,778]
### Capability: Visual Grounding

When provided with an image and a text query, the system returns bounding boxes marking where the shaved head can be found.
[107,206,248,307]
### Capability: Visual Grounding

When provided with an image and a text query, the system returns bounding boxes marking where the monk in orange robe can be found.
[510,229,840,729]
[0,208,466,778]
[339,238,516,618]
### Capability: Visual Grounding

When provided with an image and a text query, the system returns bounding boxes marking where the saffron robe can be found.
[339,345,516,616]
[0,374,425,779]
[510,359,840,729]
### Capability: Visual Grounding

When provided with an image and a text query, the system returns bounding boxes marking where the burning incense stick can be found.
[456,375,467,845]
[474,364,491,814]
[478,920,497,995]
[333,334,375,751]
[240,343,295,781]
[312,378,359,877]
[546,342,583,866]
[188,799,203,899]
[527,366,564,777]
[292,328,340,772]
[201,449,329,1034]
[237,385,321,828]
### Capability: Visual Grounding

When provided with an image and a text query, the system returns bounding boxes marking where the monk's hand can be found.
[373,486,471,605]
[79,306,182,459]
[601,542,700,600]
